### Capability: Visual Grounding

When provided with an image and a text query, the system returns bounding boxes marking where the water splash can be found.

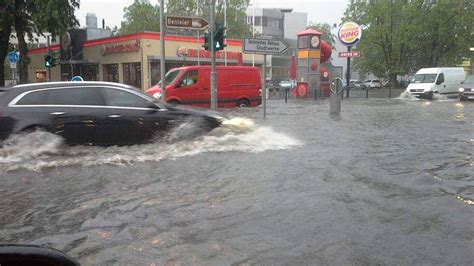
[0,117,301,172]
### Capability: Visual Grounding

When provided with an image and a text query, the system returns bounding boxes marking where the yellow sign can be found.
[298,50,320,59]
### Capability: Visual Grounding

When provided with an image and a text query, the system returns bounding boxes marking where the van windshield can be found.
[464,75,474,84]
[411,74,437,83]
[159,70,181,86]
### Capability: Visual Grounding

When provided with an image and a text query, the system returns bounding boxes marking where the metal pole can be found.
[263,54,267,119]
[160,0,166,100]
[47,35,51,82]
[346,46,351,98]
[252,1,255,67]
[210,0,217,109]
[224,0,227,66]
[197,0,200,66]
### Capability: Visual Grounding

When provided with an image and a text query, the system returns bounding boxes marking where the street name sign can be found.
[166,16,209,30]
[243,38,289,55]
[338,51,361,58]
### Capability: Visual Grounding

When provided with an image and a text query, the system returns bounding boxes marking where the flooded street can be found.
[0,98,473,265]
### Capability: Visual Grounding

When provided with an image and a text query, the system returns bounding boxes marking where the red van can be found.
[145,66,262,108]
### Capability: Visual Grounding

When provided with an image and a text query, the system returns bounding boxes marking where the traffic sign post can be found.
[243,38,289,119]
[166,15,209,30]
[7,52,19,64]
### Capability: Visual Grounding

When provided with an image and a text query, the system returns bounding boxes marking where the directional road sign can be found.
[8,51,19,63]
[338,51,361,58]
[166,16,209,30]
[243,38,289,55]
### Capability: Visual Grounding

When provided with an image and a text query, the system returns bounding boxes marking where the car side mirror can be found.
[436,80,442,85]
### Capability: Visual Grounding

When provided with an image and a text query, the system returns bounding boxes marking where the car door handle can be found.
[50,112,66,115]
[107,114,122,118]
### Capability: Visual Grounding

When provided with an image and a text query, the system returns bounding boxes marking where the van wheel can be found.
[237,99,250,108]
[168,100,180,107]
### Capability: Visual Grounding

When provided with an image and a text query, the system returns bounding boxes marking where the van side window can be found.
[179,70,198,87]
[437,73,444,84]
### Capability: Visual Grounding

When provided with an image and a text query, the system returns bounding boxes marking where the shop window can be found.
[103,64,119,83]
[123,62,142,89]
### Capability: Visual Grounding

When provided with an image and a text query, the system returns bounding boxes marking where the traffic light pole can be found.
[210,0,217,110]
[47,36,51,82]
[160,0,166,100]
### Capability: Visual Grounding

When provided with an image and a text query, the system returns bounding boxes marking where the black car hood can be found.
[167,105,225,120]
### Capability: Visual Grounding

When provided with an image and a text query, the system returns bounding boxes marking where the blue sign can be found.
[71,76,84,82]
[7,52,19,63]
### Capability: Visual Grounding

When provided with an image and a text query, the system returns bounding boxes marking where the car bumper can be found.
[459,91,474,100]
[409,91,433,100]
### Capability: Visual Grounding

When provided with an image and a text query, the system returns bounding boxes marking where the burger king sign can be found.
[338,22,362,46]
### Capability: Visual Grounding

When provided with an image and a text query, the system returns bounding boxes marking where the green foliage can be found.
[307,22,336,48]
[0,0,79,85]
[116,0,161,35]
[344,0,473,83]
[166,0,252,38]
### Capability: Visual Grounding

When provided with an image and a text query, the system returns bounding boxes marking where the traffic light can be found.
[44,54,53,68]
[203,31,211,51]
[214,23,226,51]
[44,52,60,68]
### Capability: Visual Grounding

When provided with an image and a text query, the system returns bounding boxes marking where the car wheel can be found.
[237,99,250,108]
[168,100,180,107]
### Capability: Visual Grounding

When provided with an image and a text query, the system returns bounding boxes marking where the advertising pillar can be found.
[296,29,323,99]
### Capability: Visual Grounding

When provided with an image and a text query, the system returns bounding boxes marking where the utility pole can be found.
[47,35,51,82]
[210,0,217,109]
[160,0,166,100]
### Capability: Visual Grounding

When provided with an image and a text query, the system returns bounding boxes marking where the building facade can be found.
[245,8,307,83]
[27,32,264,90]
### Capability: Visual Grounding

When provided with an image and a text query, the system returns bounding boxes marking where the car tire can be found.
[237,99,250,108]
[168,100,180,107]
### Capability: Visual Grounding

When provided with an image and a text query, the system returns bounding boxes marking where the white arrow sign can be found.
[243,38,289,55]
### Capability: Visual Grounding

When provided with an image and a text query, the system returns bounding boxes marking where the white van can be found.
[406,68,466,99]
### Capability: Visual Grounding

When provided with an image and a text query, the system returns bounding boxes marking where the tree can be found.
[306,22,336,48]
[0,0,79,86]
[115,0,160,35]
[344,0,473,86]
[143,0,252,38]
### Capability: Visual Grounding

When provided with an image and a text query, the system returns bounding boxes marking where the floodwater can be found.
[0,98,473,265]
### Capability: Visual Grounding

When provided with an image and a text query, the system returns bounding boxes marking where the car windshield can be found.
[411,74,437,83]
[158,70,181,86]
[463,75,474,84]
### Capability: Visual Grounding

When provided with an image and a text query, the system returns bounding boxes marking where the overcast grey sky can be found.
[76,0,349,29]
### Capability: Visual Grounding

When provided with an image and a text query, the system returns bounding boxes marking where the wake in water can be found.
[0,117,301,172]
[397,91,457,102]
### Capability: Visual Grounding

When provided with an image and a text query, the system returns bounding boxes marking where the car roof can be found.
[8,81,138,93]
[0,82,141,106]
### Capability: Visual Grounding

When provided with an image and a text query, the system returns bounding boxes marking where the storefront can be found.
[27,32,264,90]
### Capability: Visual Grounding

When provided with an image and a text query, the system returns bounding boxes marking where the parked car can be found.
[0,81,223,146]
[459,74,474,101]
[350,80,367,89]
[146,66,262,108]
[278,80,293,91]
[406,67,466,99]
[364,79,382,89]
